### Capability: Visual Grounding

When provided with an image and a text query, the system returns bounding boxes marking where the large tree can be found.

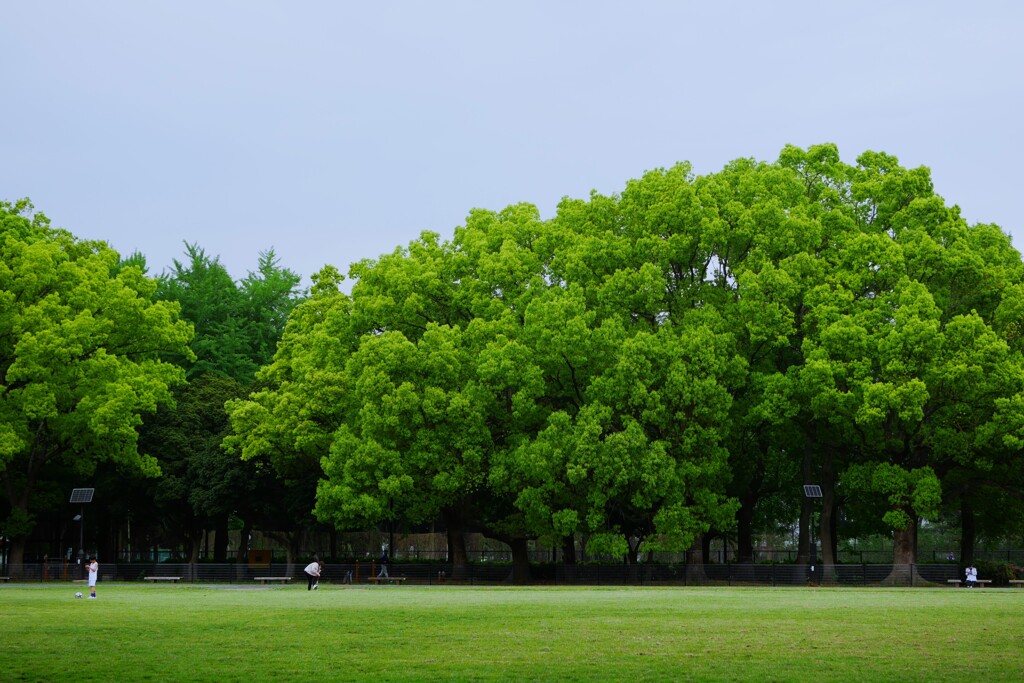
[777,147,1024,575]
[138,244,304,561]
[0,199,193,568]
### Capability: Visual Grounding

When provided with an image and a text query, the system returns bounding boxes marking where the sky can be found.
[2,1,1021,288]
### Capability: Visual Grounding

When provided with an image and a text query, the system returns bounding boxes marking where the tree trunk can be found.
[735,496,756,564]
[509,537,531,585]
[960,499,975,567]
[819,449,837,583]
[236,519,253,563]
[8,537,26,574]
[187,535,201,564]
[797,433,814,566]
[560,535,578,584]
[286,533,300,575]
[213,514,229,562]
[562,535,577,565]
[886,519,922,586]
[3,486,37,574]
[626,536,642,565]
[443,508,469,580]
[685,533,706,583]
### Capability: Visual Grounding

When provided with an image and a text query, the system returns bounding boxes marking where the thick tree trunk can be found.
[560,535,578,583]
[562,535,577,565]
[886,519,922,586]
[443,508,469,580]
[8,538,26,573]
[187,535,201,564]
[685,534,706,583]
[3,478,37,574]
[509,537,531,585]
[213,514,229,562]
[626,536,642,565]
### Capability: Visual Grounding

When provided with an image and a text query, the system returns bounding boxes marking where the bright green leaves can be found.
[311,320,496,530]
[844,463,941,530]
[226,143,1024,566]
[0,200,192,537]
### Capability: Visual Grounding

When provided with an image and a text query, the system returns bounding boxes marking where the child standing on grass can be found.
[87,557,98,599]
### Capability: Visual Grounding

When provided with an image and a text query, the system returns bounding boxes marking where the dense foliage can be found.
[5,144,1024,580]
[0,200,193,566]
[225,144,1024,580]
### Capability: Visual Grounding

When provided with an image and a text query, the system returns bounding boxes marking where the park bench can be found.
[1009,580,1024,588]
[367,576,406,585]
[144,576,181,583]
[947,579,991,587]
[254,577,293,584]
[0,576,10,582]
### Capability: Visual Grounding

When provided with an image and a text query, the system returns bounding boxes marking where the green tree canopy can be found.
[0,199,193,566]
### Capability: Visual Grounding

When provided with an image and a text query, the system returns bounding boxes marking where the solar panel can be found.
[803,485,823,498]
[69,488,95,504]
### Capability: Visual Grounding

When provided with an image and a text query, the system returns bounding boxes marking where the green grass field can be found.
[2,584,1021,682]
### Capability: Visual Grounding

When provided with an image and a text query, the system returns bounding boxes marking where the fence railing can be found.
[0,561,991,587]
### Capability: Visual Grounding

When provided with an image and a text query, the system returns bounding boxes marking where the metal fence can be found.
[0,561,993,587]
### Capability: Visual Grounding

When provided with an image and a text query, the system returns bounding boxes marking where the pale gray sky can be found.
[3,1,1021,286]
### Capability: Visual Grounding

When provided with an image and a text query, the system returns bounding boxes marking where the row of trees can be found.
[4,144,1024,581]
[0,200,310,567]
[226,144,1024,582]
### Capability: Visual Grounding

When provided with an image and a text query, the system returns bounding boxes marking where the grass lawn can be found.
[2,583,1021,682]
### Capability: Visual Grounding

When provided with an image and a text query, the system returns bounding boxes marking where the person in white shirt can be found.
[304,559,322,591]
[965,565,978,587]
[87,557,98,598]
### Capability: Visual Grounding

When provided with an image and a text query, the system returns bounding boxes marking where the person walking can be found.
[377,549,389,578]
[87,557,98,599]
[304,558,322,591]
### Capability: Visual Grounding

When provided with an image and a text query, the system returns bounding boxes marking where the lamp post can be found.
[803,485,822,584]
[73,514,83,556]
[69,488,95,575]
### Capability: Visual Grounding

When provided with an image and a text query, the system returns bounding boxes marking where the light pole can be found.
[69,488,95,575]
[803,484,822,584]
[73,514,83,552]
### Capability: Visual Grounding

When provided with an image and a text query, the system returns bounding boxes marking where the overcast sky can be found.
[3,2,1021,287]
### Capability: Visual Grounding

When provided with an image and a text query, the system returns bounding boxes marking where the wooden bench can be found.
[1009,580,1024,588]
[254,577,293,584]
[948,579,991,587]
[367,576,406,584]
[0,577,10,582]
[144,576,181,583]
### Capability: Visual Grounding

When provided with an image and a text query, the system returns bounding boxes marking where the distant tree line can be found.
[4,144,1024,582]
